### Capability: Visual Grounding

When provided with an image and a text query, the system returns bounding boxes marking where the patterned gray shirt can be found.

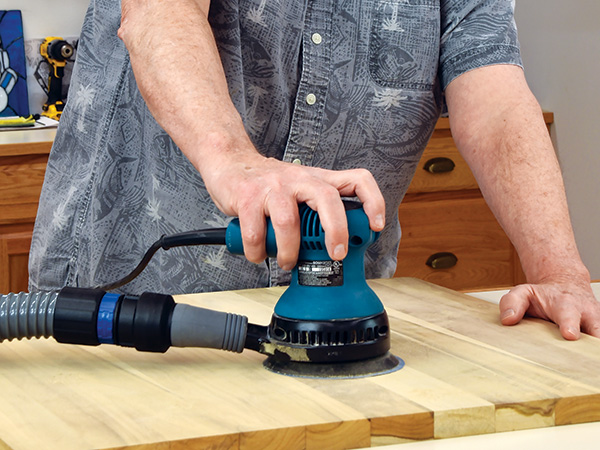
[29,0,522,295]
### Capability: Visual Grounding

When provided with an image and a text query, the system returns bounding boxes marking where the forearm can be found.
[117,0,386,268]
[119,0,257,179]
[446,65,589,284]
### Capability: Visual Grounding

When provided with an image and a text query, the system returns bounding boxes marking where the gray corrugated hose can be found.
[0,291,57,342]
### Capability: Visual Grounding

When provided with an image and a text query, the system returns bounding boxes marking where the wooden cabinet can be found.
[394,113,554,291]
[0,134,53,294]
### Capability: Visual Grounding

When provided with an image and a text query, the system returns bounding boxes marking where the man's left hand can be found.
[499,278,600,339]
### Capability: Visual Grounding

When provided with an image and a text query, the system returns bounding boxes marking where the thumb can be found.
[498,284,533,326]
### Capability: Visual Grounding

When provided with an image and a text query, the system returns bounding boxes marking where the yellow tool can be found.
[0,114,35,128]
[39,37,74,121]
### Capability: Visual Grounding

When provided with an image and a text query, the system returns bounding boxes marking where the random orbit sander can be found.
[0,201,403,379]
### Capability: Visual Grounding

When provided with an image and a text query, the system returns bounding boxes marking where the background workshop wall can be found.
[7,0,86,37]
[7,0,600,279]
[515,1,600,279]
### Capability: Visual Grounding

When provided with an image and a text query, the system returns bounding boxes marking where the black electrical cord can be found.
[96,228,227,291]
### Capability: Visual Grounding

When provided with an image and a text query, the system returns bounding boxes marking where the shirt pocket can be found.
[369,0,440,90]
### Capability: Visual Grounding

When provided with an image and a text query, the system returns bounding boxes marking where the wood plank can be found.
[0,154,49,207]
[0,231,33,294]
[0,278,599,450]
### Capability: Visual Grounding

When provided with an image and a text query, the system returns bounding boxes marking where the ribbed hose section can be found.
[0,291,57,342]
[222,312,248,353]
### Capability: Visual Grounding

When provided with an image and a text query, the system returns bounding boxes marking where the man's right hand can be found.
[198,140,386,271]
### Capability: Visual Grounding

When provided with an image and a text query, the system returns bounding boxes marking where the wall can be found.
[4,0,87,38]
[515,1,600,279]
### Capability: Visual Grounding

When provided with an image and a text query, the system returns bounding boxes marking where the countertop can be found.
[0,126,56,146]
[1,278,599,449]
[362,282,600,450]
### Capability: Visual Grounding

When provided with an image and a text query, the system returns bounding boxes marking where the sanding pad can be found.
[263,352,404,379]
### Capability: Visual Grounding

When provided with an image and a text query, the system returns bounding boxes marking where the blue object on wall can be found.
[0,10,30,117]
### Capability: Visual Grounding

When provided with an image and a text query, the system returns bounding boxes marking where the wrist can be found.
[524,261,591,286]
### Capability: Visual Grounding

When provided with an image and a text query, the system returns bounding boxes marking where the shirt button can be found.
[306,93,316,105]
[311,33,323,45]
[292,158,302,165]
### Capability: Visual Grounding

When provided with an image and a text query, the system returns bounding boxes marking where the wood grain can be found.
[0,278,599,449]
[0,231,32,293]
[395,192,519,290]
[0,154,49,211]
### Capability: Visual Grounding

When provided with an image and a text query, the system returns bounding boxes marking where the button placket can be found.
[281,0,332,167]
[274,0,333,288]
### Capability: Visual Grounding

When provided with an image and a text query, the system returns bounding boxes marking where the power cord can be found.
[96,228,227,291]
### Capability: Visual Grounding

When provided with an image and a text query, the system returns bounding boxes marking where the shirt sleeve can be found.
[439,0,523,90]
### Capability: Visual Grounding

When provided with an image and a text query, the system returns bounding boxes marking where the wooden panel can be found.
[0,154,49,225]
[395,191,522,290]
[0,230,33,294]
[0,141,53,157]
[0,154,49,204]
[0,278,599,450]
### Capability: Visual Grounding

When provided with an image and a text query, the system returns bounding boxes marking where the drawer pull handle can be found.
[424,157,455,174]
[426,252,458,269]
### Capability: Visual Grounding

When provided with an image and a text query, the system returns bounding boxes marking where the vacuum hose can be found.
[0,291,57,342]
[0,287,250,353]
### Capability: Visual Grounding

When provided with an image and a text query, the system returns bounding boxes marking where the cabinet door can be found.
[0,230,32,294]
[0,153,49,226]
[395,192,524,291]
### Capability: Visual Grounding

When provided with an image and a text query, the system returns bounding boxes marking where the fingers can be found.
[265,197,301,271]
[499,284,581,339]
[236,201,268,264]
[557,310,581,341]
[581,302,600,338]
[328,168,386,232]
[499,282,600,340]
[301,167,384,263]
[302,186,350,262]
[218,158,385,270]
[498,285,532,326]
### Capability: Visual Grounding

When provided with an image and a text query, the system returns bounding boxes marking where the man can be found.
[30,0,600,340]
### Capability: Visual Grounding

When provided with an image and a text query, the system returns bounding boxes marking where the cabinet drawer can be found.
[407,129,477,194]
[0,229,33,294]
[395,192,523,291]
[0,154,49,225]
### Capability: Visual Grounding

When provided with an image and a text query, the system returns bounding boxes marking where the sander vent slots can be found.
[266,312,392,365]
[301,208,324,249]
[273,323,388,347]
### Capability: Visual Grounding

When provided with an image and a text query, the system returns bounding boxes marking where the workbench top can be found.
[1,278,599,450]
